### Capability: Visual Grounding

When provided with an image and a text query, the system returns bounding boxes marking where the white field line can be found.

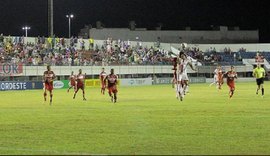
[0,146,104,155]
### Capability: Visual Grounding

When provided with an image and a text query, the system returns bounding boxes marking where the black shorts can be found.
[256,78,264,86]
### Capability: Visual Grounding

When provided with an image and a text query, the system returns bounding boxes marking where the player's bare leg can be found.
[183,81,189,95]
[176,82,180,100]
[256,85,260,95]
[82,90,86,101]
[113,93,117,103]
[180,87,184,101]
[177,82,184,101]
[43,83,47,103]
[186,84,189,93]
[229,88,234,98]
[49,91,53,105]
[43,90,47,103]
[101,88,105,95]
[209,81,215,86]
[175,84,178,99]
[218,83,222,90]
[261,84,264,97]
[73,90,78,99]
[67,86,73,93]
[108,92,113,102]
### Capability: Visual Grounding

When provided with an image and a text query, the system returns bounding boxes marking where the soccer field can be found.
[0,82,270,155]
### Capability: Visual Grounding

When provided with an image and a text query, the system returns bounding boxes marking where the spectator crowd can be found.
[0,33,266,67]
[0,34,173,66]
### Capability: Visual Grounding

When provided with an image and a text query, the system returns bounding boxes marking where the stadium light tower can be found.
[22,26,31,37]
[48,0,54,37]
[66,14,74,38]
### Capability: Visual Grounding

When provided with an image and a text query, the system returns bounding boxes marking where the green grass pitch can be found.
[0,82,270,155]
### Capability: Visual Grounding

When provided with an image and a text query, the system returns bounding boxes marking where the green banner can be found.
[53,80,70,89]
[62,80,70,89]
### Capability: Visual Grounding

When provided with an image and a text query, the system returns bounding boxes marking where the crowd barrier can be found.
[153,77,206,84]
[0,77,208,91]
[0,81,43,91]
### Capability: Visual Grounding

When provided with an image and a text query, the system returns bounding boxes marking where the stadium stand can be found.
[1,35,270,66]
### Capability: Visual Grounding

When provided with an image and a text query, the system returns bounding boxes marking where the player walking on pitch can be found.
[104,68,118,103]
[216,65,224,90]
[73,69,86,100]
[253,63,265,97]
[171,57,178,98]
[67,71,77,93]
[99,67,107,95]
[43,65,56,105]
[224,66,238,98]
[209,66,219,87]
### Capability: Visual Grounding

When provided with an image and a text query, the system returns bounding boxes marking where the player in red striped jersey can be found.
[224,66,238,98]
[67,71,77,93]
[99,68,107,95]
[43,65,56,105]
[73,69,86,101]
[216,65,224,90]
[104,68,118,103]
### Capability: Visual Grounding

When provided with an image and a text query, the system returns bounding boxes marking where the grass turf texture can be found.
[0,82,270,155]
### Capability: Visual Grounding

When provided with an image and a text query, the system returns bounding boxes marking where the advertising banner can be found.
[52,80,70,89]
[120,78,152,86]
[0,63,23,76]
[85,79,103,87]
[0,81,45,91]
[154,78,172,84]
[189,77,206,83]
[85,79,121,87]
[26,81,44,90]
[153,77,206,84]
[0,81,27,91]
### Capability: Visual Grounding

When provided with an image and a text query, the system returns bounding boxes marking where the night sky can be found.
[0,0,270,42]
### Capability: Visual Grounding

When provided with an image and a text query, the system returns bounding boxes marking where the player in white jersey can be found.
[180,53,196,95]
[209,66,219,87]
[175,52,196,101]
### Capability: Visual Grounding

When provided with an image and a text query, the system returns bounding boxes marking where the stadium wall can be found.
[88,28,258,43]
[0,77,256,91]
[0,65,254,77]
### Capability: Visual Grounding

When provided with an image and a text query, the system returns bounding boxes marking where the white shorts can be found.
[176,73,189,81]
[213,75,218,82]
[181,73,189,81]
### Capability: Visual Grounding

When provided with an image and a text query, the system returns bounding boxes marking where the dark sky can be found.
[0,0,270,42]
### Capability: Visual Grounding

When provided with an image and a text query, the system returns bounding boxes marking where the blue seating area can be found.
[202,52,243,66]
[239,52,257,59]
[201,51,270,66]
[240,52,270,62]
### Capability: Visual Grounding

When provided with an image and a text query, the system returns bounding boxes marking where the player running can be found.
[224,66,238,98]
[171,57,178,98]
[67,71,77,93]
[216,65,224,90]
[253,63,265,97]
[209,66,219,87]
[43,65,56,105]
[99,67,107,95]
[104,68,118,103]
[73,69,86,100]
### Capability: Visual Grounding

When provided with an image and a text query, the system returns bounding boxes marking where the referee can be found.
[253,63,266,97]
